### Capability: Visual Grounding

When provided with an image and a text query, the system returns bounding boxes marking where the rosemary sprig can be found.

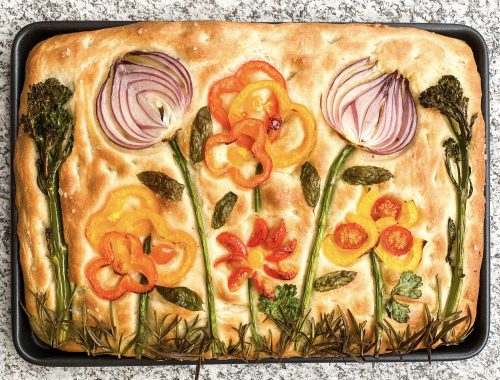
[419,76,477,330]
[298,145,355,316]
[168,138,219,346]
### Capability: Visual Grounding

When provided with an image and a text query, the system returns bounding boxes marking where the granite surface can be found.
[1,0,498,378]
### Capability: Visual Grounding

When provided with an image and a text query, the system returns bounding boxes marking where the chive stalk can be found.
[370,250,384,355]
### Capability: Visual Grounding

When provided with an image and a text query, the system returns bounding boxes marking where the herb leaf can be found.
[189,106,213,163]
[391,272,423,299]
[342,166,393,185]
[211,191,238,229]
[300,161,321,207]
[313,270,357,292]
[257,284,299,326]
[137,171,184,201]
[385,298,411,323]
[385,271,423,323]
[156,286,203,311]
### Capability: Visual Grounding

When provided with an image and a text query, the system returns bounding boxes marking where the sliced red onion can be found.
[322,58,417,155]
[97,51,192,149]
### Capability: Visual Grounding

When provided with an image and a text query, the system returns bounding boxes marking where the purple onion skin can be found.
[322,58,418,155]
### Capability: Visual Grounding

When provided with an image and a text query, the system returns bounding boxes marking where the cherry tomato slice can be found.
[247,218,269,247]
[265,239,297,263]
[228,267,253,291]
[371,195,402,221]
[264,219,287,250]
[150,244,175,265]
[380,225,414,256]
[263,263,297,280]
[333,222,368,250]
[252,273,275,299]
[213,253,247,267]
[217,232,248,256]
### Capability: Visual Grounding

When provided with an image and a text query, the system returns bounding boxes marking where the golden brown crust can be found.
[14,21,485,358]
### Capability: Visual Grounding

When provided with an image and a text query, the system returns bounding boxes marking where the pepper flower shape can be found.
[86,231,157,301]
[323,188,425,271]
[214,218,298,298]
[97,51,192,149]
[85,185,197,299]
[204,60,317,189]
[322,57,417,155]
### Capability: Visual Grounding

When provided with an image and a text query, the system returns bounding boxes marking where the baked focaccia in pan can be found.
[15,21,485,360]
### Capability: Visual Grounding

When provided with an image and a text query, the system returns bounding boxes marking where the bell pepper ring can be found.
[228,80,292,127]
[85,232,157,301]
[86,185,161,250]
[204,118,273,188]
[265,102,316,168]
[374,237,425,272]
[235,60,287,89]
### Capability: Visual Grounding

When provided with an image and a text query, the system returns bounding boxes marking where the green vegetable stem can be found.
[21,78,75,343]
[298,145,355,316]
[419,76,476,333]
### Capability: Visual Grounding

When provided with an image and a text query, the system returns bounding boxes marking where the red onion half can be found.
[97,51,192,149]
[322,58,417,155]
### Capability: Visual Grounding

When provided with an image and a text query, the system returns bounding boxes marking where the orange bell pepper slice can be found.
[204,118,272,188]
[235,60,287,89]
[85,232,157,301]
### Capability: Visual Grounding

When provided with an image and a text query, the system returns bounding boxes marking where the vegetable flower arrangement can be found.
[204,61,317,188]
[299,57,418,323]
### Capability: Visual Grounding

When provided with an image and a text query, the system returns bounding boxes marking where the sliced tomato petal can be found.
[228,267,253,291]
[265,239,297,263]
[247,218,269,247]
[253,273,275,299]
[263,263,297,280]
[217,232,248,256]
[264,219,287,250]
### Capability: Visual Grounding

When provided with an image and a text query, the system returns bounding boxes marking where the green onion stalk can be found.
[168,139,219,344]
[298,145,355,316]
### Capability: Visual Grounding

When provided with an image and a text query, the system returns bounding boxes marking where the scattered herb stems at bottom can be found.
[370,250,384,355]
[134,236,151,359]
[168,139,218,341]
[298,144,355,317]
[47,173,72,343]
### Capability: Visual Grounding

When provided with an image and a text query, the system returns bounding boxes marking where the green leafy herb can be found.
[385,271,423,323]
[211,191,238,229]
[419,76,477,329]
[300,161,321,207]
[341,165,393,185]
[189,106,213,163]
[20,78,75,343]
[313,270,357,292]
[156,286,203,311]
[137,171,184,201]
[257,284,299,326]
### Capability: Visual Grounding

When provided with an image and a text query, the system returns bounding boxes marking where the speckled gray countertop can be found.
[1,0,498,379]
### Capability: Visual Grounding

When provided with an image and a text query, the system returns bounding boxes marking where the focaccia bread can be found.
[15,21,485,360]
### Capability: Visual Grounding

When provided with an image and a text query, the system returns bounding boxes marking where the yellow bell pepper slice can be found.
[357,188,380,219]
[266,102,317,168]
[375,216,397,233]
[399,200,419,229]
[322,214,379,267]
[374,237,425,272]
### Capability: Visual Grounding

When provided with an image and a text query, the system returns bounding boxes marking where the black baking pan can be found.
[10,21,490,366]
